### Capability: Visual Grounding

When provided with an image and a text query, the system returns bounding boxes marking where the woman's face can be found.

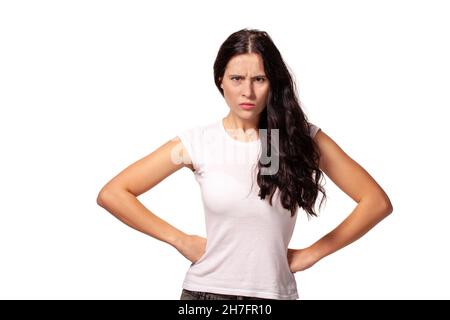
[220,53,270,121]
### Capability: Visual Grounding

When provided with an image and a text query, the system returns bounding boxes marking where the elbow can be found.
[97,186,120,208]
[382,197,393,216]
[363,189,393,218]
[96,187,108,208]
[375,193,393,217]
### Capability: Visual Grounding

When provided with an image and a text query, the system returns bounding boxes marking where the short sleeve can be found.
[308,122,321,138]
[177,126,199,172]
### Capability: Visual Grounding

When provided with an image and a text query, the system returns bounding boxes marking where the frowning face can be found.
[220,53,270,121]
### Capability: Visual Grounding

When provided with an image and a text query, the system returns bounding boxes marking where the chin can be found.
[237,111,258,119]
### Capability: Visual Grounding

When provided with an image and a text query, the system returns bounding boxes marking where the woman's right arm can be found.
[96,136,206,263]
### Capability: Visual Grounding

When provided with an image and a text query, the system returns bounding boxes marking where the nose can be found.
[241,79,255,98]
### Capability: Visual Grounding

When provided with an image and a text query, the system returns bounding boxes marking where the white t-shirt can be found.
[177,119,320,300]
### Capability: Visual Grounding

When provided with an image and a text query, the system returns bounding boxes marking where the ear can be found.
[219,77,223,89]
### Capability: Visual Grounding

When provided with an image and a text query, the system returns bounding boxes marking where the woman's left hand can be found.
[287,247,319,273]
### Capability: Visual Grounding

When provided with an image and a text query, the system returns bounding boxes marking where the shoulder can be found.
[307,121,321,139]
[175,120,220,171]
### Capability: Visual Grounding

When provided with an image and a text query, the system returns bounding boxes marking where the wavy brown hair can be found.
[213,28,326,217]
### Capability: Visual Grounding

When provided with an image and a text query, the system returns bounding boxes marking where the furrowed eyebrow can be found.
[229,74,267,79]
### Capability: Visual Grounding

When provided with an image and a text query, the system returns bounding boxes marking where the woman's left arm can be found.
[289,129,393,273]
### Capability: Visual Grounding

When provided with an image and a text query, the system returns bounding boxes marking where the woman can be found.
[96,29,393,300]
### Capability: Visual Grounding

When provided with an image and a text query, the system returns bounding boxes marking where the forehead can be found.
[225,53,266,74]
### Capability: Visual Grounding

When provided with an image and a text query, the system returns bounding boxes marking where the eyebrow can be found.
[229,74,267,78]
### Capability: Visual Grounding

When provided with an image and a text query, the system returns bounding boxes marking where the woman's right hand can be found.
[175,234,207,264]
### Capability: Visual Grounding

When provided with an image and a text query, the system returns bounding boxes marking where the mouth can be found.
[239,103,256,110]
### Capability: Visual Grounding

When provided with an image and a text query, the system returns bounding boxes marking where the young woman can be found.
[97,29,393,300]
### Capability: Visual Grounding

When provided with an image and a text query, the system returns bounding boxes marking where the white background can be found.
[1,0,449,299]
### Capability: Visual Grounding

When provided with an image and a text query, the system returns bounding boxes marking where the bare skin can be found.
[96,136,206,264]
[287,129,393,273]
[97,52,393,271]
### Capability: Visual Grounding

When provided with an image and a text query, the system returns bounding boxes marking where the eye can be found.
[230,76,242,81]
[255,77,266,82]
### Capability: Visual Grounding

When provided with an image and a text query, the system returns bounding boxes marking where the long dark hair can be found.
[213,28,326,218]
